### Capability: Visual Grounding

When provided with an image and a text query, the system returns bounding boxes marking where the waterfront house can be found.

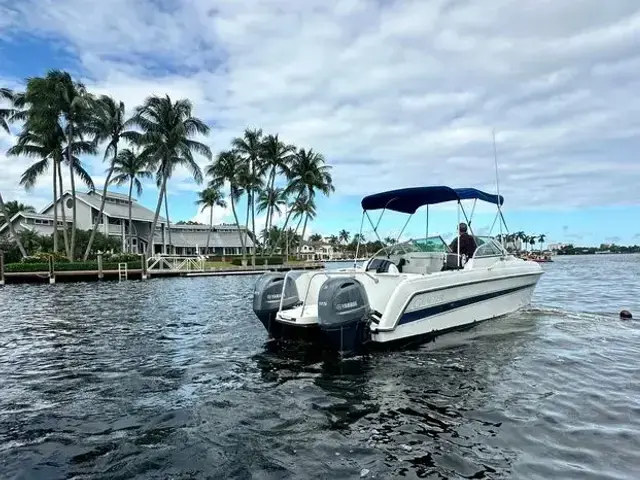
[0,190,255,256]
[298,241,337,260]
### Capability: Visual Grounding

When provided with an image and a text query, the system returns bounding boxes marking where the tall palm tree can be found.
[257,186,287,252]
[196,186,227,254]
[8,129,94,259]
[11,70,96,260]
[110,148,153,253]
[232,128,264,265]
[0,192,28,257]
[236,159,263,260]
[309,233,322,242]
[291,194,316,245]
[538,234,546,252]
[129,95,211,258]
[260,134,294,239]
[206,150,247,261]
[276,148,333,254]
[83,95,135,260]
[339,229,350,245]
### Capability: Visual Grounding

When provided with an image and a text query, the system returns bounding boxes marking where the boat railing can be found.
[278,268,379,314]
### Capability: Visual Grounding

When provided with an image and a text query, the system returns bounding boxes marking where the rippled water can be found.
[1,255,639,479]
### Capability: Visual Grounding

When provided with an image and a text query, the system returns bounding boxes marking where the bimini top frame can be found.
[361,186,504,214]
[353,185,509,268]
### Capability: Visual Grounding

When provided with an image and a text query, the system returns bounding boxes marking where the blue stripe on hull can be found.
[398,283,533,325]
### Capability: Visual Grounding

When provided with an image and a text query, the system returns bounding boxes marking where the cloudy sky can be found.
[1,0,639,246]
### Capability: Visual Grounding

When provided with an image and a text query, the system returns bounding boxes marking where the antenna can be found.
[492,129,505,243]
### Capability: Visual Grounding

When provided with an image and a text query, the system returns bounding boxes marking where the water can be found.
[1,255,639,479]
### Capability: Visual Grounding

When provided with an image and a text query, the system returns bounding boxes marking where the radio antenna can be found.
[492,129,505,242]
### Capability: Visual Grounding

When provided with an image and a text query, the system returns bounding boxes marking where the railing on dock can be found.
[146,255,206,272]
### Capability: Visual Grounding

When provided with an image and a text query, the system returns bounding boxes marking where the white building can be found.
[298,241,336,260]
[0,190,255,256]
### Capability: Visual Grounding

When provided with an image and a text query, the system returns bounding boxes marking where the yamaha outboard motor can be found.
[253,273,299,339]
[317,277,371,353]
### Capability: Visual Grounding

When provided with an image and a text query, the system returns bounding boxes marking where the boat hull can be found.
[255,312,321,342]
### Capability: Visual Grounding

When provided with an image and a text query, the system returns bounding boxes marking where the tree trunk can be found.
[262,167,277,256]
[251,189,256,266]
[128,179,134,253]
[67,133,78,261]
[300,214,309,249]
[52,160,58,253]
[206,206,213,254]
[146,175,167,258]
[57,160,72,260]
[243,193,250,262]
[164,186,172,254]
[230,195,245,257]
[83,146,117,260]
[0,191,28,258]
[269,190,301,255]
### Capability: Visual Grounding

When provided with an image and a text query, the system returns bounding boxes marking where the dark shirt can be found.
[449,233,477,259]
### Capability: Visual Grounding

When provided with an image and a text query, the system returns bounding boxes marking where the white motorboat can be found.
[252,186,543,353]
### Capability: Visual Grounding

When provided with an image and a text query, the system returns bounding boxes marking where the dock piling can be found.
[97,253,104,280]
[141,253,148,280]
[0,250,5,286]
[48,254,56,284]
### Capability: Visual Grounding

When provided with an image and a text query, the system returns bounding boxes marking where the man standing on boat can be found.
[449,222,477,260]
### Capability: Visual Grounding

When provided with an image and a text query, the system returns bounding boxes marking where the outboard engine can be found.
[317,277,371,354]
[253,273,300,339]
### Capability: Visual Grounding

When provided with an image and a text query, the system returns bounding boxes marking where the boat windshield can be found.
[372,236,451,258]
[472,236,509,257]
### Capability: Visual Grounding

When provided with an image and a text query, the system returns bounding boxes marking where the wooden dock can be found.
[0,262,325,285]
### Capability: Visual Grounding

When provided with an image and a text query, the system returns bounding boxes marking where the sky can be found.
[1,0,640,247]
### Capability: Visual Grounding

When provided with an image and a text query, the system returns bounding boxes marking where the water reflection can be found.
[0,256,639,479]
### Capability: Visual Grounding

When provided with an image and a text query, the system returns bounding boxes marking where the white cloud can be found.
[1,0,640,215]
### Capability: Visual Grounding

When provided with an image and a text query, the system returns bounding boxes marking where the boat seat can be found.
[442,253,464,271]
[366,258,397,273]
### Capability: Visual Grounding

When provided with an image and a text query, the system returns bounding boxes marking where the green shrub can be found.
[21,252,69,263]
[5,261,142,273]
[104,253,140,263]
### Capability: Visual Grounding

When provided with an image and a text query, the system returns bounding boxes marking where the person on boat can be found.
[449,222,477,260]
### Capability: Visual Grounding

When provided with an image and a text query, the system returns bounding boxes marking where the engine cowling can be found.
[252,273,299,338]
[317,277,371,353]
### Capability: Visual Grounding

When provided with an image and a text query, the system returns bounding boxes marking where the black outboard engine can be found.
[317,277,371,353]
[253,273,300,339]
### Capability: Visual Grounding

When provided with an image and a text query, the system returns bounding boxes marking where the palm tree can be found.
[260,134,295,238]
[0,192,28,257]
[529,236,536,251]
[257,186,287,253]
[206,150,247,261]
[128,95,211,258]
[196,186,227,254]
[83,95,135,260]
[309,233,322,242]
[383,236,396,246]
[8,129,94,259]
[274,148,333,253]
[232,128,264,265]
[537,234,546,252]
[110,148,153,253]
[236,159,263,261]
[10,70,96,260]
[1,88,16,134]
[291,194,316,245]
[2,201,36,221]
[339,229,350,245]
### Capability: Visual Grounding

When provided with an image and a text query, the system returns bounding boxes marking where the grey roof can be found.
[76,191,168,224]
[153,229,255,248]
[94,191,131,201]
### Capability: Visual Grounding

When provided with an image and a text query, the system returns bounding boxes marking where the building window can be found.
[65,198,73,209]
